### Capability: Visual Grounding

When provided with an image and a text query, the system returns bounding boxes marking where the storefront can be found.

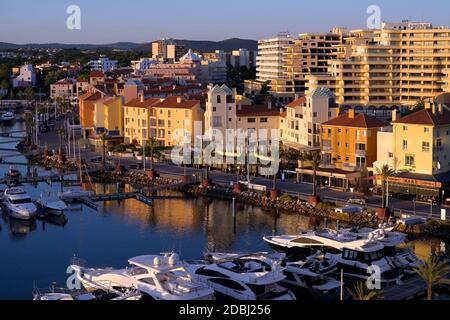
[376,172,445,203]
[296,166,361,191]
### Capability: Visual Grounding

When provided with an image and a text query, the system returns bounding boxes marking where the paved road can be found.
[37,126,449,221]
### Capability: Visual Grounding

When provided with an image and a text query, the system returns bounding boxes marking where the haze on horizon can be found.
[1,0,449,44]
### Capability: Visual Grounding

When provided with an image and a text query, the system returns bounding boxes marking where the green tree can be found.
[347,281,384,300]
[299,151,323,197]
[100,133,109,169]
[414,255,450,300]
[24,87,34,100]
[57,127,66,159]
[24,112,35,146]
[144,137,171,170]
[375,164,396,208]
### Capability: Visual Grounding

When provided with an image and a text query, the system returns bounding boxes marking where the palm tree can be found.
[24,112,35,147]
[375,164,396,208]
[347,281,384,300]
[100,133,109,170]
[144,137,171,171]
[57,127,66,161]
[300,151,322,197]
[414,255,450,300]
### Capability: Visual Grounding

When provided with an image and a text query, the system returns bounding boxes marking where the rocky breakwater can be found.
[183,184,381,228]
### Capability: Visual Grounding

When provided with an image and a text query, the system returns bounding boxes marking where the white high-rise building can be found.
[89,57,118,72]
[256,32,294,84]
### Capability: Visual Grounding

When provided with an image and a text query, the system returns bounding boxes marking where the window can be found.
[405,155,415,166]
[247,118,256,123]
[388,152,394,158]
[422,142,430,152]
[424,127,430,133]
[260,118,268,123]
[403,126,408,131]
[403,140,408,150]
[209,278,246,291]
[313,112,317,118]
[217,95,221,104]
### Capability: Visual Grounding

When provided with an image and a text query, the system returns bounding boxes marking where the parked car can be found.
[40,125,50,133]
[347,197,368,206]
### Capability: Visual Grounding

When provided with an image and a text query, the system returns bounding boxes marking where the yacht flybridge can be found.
[264,226,416,287]
[70,253,215,300]
[188,254,296,300]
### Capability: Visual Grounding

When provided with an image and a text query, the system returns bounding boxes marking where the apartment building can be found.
[205,84,280,167]
[89,58,118,72]
[123,96,203,147]
[321,109,388,170]
[256,32,294,102]
[93,96,124,135]
[373,93,450,200]
[131,58,159,73]
[327,21,450,106]
[280,87,337,150]
[79,91,104,129]
[50,78,76,102]
[283,31,346,94]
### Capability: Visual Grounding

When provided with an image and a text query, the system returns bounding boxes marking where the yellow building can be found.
[321,109,388,170]
[123,96,204,147]
[93,97,124,134]
[382,93,450,200]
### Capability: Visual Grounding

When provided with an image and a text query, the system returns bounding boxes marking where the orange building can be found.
[79,91,103,129]
[321,109,388,170]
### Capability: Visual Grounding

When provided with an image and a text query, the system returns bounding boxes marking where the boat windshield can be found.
[11,198,32,204]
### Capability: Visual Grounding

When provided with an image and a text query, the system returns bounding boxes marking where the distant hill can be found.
[0,38,258,52]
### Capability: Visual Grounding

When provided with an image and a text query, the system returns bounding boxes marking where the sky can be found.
[0,0,449,44]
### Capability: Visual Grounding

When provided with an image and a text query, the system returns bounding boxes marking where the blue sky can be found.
[0,0,449,43]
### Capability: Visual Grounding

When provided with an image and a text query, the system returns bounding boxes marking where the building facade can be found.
[123,96,203,147]
[89,58,118,72]
[12,64,37,88]
[280,87,337,150]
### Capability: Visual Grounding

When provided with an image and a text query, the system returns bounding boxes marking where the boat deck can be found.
[383,275,427,300]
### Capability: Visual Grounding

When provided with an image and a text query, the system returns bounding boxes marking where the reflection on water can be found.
[0,180,449,300]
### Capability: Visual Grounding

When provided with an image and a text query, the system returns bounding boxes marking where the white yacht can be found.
[3,188,37,220]
[188,255,296,300]
[206,252,339,300]
[58,185,95,201]
[264,227,412,287]
[264,226,407,257]
[264,226,418,274]
[37,191,67,215]
[33,287,142,301]
[70,253,215,300]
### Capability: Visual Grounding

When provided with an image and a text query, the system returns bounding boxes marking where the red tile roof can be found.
[322,113,387,128]
[90,71,105,78]
[392,108,450,126]
[286,97,306,108]
[153,96,200,109]
[80,91,102,102]
[125,98,161,108]
[103,97,121,106]
[236,104,281,117]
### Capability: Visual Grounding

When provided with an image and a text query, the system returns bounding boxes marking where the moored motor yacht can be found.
[206,251,339,300]
[3,187,37,220]
[70,253,215,300]
[188,255,296,300]
[58,185,95,201]
[36,191,67,215]
[264,227,414,287]
[33,287,142,301]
